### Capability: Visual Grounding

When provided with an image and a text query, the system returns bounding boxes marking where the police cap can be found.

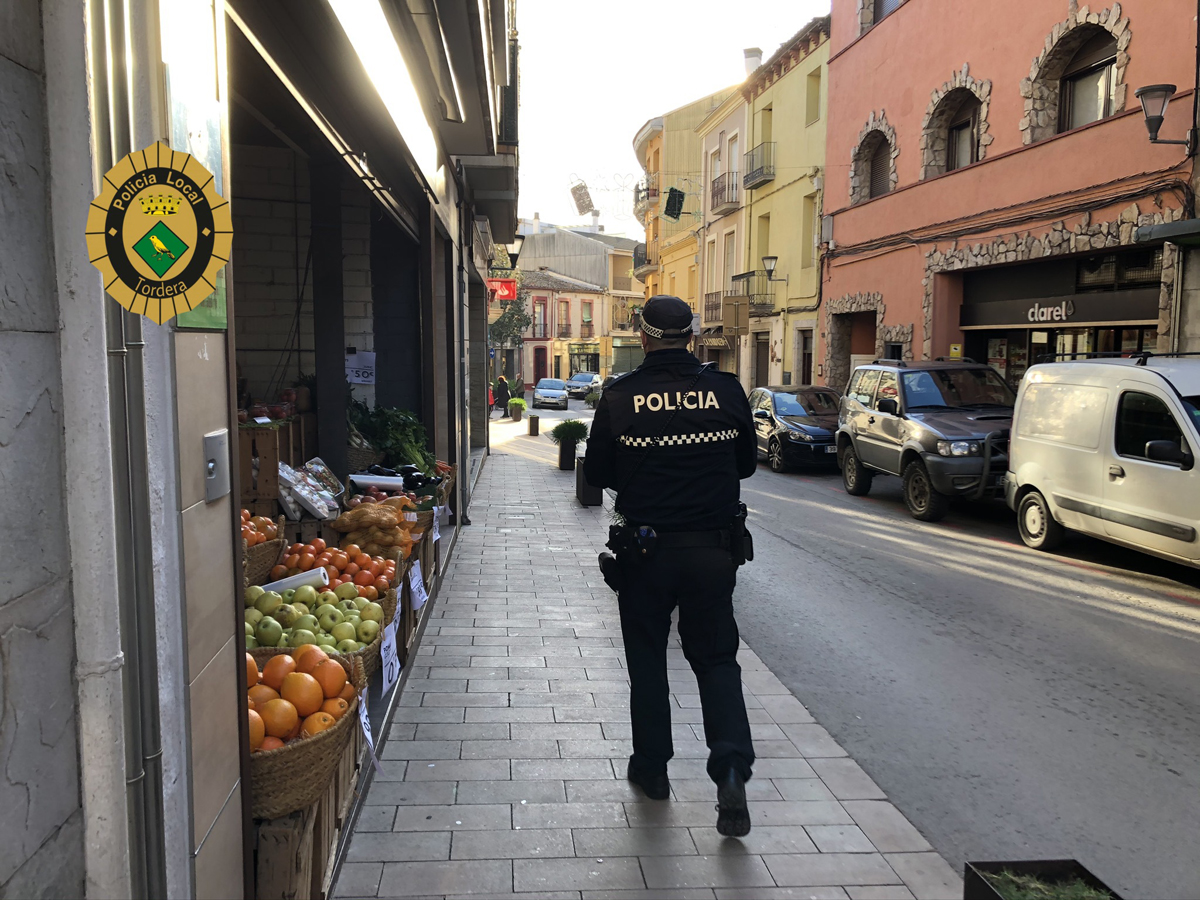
[641,294,694,339]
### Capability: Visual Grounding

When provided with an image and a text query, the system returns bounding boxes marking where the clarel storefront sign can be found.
[959,288,1159,329]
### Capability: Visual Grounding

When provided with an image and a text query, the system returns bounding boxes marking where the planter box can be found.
[576,457,603,507]
[964,860,1121,900]
[557,440,577,470]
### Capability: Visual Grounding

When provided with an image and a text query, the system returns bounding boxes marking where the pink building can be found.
[823,0,1196,390]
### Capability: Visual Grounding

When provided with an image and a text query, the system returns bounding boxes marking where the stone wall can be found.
[919,65,993,179]
[1020,1,1131,144]
[824,291,896,389]
[849,111,898,206]
[920,203,1183,358]
[0,1,85,895]
[856,0,912,36]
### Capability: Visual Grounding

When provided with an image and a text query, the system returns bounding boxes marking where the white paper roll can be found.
[348,474,408,490]
[260,567,329,594]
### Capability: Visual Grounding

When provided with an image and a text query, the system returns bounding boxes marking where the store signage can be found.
[700,335,731,350]
[409,561,429,610]
[432,507,442,543]
[948,343,963,359]
[380,620,400,695]
[86,141,232,324]
[346,351,376,384]
[487,278,518,301]
[960,289,1159,329]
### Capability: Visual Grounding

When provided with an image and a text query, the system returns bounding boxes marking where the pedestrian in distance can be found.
[585,294,757,837]
[493,375,511,417]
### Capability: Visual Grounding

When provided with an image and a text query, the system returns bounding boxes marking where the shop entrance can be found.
[569,350,600,375]
[534,346,548,383]
[612,344,645,374]
[965,325,1159,386]
[754,334,770,387]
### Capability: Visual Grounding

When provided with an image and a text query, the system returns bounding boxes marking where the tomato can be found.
[288,543,305,556]
[343,544,362,559]
[353,570,374,587]
[284,554,300,569]
[373,577,390,594]
[241,509,251,522]
[359,585,378,602]
[324,565,338,583]
[311,538,327,553]
[343,562,360,577]
[367,560,383,578]
[269,565,288,581]
[303,543,318,557]
[298,553,315,571]
[354,553,372,569]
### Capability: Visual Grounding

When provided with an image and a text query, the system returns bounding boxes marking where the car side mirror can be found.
[1145,439,1194,469]
[753,409,770,419]
[877,398,899,416]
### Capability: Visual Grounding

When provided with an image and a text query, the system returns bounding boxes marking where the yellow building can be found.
[737,16,830,389]
[633,90,733,311]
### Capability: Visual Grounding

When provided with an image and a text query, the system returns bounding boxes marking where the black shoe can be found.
[626,760,670,800]
[715,770,751,837]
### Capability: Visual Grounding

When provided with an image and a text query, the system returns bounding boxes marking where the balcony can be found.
[612,308,642,331]
[743,143,775,189]
[557,325,572,338]
[633,174,661,223]
[728,270,775,316]
[633,240,658,279]
[580,323,595,338]
[531,324,549,338]
[703,291,723,325]
[710,172,740,214]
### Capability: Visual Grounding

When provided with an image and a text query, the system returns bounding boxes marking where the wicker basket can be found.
[346,445,383,473]
[413,509,435,533]
[250,646,368,692]
[244,517,287,588]
[381,586,399,628]
[249,693,359,819]
[436,466,456,506]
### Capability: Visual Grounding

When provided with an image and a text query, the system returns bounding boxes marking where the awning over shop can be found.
[1135,217,1200,247]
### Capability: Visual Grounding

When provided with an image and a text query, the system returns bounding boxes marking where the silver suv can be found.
[836,360,1015,521]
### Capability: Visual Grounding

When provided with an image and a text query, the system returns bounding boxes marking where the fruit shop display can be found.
[240,510,279,546]
[331,498,418,557]
[246,646,356,753]
[243,577,388,654]
[279,462,339,520]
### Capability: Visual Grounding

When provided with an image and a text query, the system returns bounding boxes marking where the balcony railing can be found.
[634,240,658,276]
[632,242,646,269]
[728,270,775,315]
[580,323,595,338]
[531,323,549,338]
[633,174,661,221]
[703,291,723,324]
[743,143,775,189]
[710,172,740,212]
[557,325,572,338]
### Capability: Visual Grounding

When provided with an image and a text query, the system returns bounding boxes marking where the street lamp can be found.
[506,233,526,268]
[1134,84,1196,155]
[761,255,788,286]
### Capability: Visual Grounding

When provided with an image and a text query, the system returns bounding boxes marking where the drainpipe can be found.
[93,0,168,895]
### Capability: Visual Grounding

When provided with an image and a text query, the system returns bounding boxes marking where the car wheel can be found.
[902,460,950,522]
[1017,490,1065,551]
[768,439,787,473]
[841,445,873,496]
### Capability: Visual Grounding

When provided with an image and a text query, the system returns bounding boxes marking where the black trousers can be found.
[616,545,755,783]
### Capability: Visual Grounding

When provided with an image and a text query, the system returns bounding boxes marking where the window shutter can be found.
[869,142,891,198]
[874,0,902,21]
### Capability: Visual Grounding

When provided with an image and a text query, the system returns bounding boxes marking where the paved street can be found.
[737,462,1200,900]
[333,427,961,899]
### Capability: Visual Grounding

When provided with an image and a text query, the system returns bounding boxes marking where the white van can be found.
[1006,357,1200,568]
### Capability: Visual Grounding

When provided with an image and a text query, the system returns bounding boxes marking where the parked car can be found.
[836,360,1015,521]
[1006,356,1200,568]
[565,372,601,398]
[601,372,627,392]
[749,386,842,472]
[532,378,569,410]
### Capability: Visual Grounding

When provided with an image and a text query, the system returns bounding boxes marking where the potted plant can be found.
[507,397,527,422]
[964,860,1121,900]
[584,390,601,409]
[549,419,589,471]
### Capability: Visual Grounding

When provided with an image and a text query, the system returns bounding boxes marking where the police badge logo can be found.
[86,141,232,324]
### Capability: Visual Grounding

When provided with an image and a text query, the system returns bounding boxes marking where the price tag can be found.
[357,690,384,775]
[380,620,401,695]
[253,416,271,424]
[345,351,377,385]
[432,507,441,543]
[409,560,428,610]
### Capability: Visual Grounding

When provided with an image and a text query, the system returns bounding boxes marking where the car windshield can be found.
[901,368,1014,409]
[570,373,594,382]
[537,379,565,390]
[773,391,840,416]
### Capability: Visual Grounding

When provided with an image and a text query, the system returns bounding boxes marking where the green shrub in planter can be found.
[584,391,601,408]
[548,419,589,444]
[507,397,527,411]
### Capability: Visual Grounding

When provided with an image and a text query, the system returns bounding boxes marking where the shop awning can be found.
[1135,217,1200,247]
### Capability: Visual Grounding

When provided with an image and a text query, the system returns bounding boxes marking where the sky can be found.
[515,0,832,238]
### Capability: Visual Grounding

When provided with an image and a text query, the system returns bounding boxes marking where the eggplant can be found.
[396,465,421,476]
[367,465,397,476]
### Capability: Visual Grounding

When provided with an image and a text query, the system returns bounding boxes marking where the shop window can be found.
[946,96,981,171]
[1116,391,1187,460]
[1077,248,1162,292]
[1059,31,1118,132]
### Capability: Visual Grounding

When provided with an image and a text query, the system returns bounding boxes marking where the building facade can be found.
[824,0,1194,391]
[517,270,607,386]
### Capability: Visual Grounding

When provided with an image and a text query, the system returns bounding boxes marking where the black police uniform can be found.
[585,296,757,792]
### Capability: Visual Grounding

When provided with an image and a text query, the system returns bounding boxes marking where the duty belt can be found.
[636,529,730,549]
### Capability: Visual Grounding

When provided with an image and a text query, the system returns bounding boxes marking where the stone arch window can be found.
[919,66,993,180]
[849,111,898,205]
[1020,4,1130,145]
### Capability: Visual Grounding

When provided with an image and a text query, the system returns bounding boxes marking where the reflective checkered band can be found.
[618,429,738,448]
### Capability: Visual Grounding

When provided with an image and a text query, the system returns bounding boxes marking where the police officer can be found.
[585,295,756,837]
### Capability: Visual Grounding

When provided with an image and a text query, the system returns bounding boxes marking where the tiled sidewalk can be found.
[333,437,961,900]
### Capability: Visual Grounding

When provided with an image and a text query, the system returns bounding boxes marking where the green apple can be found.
[318,590,338,607]
[291,602,310,618]
[360,602,384,624]
[245,635,259,649]
[244,608,264,627]
[353,597,369,611]
[336,639,360,654]
[294,584,319,608]
[315,603,339,619]
[336,599,357,615]
[254,591,283,616]
[318,610,344,633]
[331,621,358,643]
[325,646,341,656]
[255,617,283,647]
[245,621,255,637]
[334,582,359,601]
[281,588,296,603]
[277,634,290,648]
[316,633,337,648]
[291,629,318,647]
[244,584,265,608]
[272,604,299,627]
[294,614,320,633]
[356,619,380,644]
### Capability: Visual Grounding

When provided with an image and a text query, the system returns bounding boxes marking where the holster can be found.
[730,502,754,567]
